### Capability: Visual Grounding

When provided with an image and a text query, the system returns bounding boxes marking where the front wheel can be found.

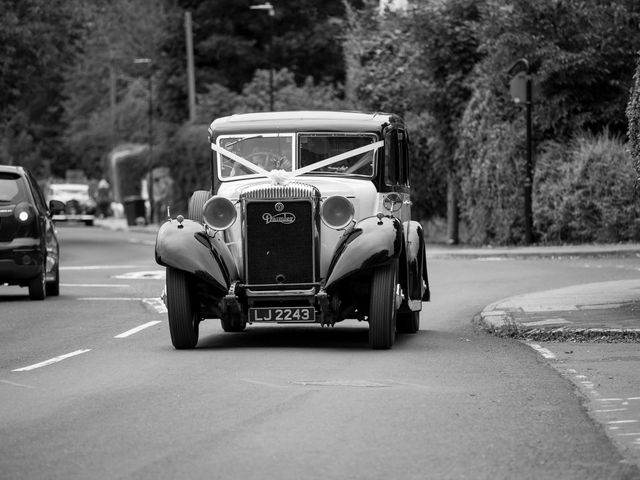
[368,260,398,349]
[166,267,199,349]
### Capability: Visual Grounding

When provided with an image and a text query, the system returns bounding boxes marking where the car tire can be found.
[188,190,212,224]
[28,260,46,301]
[166,267,199,349]
[397,310,420,334]
[368,259,398,349]
[46,263,60,297]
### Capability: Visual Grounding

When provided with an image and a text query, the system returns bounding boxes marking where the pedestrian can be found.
[96,178,112,218]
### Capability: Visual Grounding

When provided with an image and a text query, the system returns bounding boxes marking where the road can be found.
[1,225,639,479]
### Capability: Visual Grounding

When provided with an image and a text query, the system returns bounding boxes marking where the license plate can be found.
[249,307,315,323]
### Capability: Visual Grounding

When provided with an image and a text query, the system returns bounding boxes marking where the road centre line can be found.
[115,320,162,338]
[12,349,91,372]
[60,265,146,270]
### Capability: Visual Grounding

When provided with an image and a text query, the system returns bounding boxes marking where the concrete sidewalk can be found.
[428,242,640,342]
[477,279,640,342]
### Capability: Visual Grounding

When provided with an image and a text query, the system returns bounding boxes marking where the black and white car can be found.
[155,111,430,349]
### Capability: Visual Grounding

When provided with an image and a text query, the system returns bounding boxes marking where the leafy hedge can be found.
[534,132,640,244]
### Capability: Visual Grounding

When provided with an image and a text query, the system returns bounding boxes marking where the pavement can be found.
[94,216,640,343]
[427,242,640,342]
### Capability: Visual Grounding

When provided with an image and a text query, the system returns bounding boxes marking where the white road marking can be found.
[607,420,639,424]
[12,349,91,372]
[60,265,145,270]
[0,379,36,389]
[527,343,557,360]
[114,321,162,338]
[62,284,130,288]
[78,297,143,301]
[112,271,165,280]
[595,408,628,413]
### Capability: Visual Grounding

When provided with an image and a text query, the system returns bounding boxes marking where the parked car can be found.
[0,165,64,299]
[47,183,96,226]
[155,111,431,349]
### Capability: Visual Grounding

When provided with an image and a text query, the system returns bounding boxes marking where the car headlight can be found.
[203,196,237,230]
[321,195,354,230]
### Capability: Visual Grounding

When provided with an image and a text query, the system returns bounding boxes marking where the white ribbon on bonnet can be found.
[211,140,384,186]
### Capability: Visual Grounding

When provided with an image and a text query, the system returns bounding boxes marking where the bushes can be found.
[534,131,640,244]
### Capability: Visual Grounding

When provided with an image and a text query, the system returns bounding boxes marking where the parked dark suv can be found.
[156,111,430,349]
[0,165,64,299]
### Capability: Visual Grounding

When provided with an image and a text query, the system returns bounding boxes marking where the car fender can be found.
[325,215,402,291]
[155,219,238,295]
[403,220,430,304]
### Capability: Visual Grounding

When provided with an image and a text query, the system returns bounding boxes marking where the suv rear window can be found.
[0,173,28,204]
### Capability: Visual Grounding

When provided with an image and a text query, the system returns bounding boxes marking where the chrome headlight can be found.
[321,195,354,230]
[203,196,237,231]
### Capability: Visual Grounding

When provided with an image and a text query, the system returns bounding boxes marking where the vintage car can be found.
[155,111,430,349]
[47,183,96,226]
[0,165,64,299]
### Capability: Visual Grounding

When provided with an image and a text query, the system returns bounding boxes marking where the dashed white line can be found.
[60,265,144,270]
[114,320,162,338]
[78,297,143,301]
[12,349,91,372]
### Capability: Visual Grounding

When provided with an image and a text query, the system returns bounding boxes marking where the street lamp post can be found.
[133,57,154,224]
[508,58,534,245]
[250,2,275,111]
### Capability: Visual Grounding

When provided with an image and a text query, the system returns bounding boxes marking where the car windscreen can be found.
[0,173,28,204]
[218,134,294,179]
[298,134,376,177]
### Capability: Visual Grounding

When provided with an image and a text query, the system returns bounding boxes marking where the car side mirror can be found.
[49,199,65,215]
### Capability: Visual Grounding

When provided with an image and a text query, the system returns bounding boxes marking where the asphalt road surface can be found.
[1,225,639,479]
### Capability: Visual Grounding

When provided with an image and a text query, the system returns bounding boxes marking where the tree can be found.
[61,0,174,177]
[0,0,84,176]
[456,0,640,244]
[157,0,363,123]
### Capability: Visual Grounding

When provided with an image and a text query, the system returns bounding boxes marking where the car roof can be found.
[208,111,403,138]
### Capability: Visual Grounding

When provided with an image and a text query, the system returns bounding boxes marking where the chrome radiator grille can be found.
[241,183,319,286]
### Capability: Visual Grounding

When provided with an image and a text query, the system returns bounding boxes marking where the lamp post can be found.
[508,58,533,245]
[133,57,154,224]
[250,2,275,111]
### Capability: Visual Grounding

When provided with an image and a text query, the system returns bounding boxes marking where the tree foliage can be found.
[456,0,640,244]
[0,0,84,175]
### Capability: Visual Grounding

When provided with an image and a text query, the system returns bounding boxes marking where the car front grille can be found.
[241,183,319,286]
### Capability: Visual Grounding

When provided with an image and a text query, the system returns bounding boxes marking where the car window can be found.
[0,172,28,204]
[218,134,294,179]
[26,173,48,213]
[299,134,375,177]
